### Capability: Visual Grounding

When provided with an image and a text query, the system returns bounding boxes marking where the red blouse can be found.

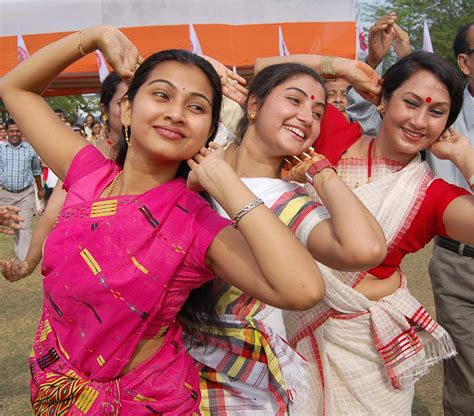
[315,105,470,278]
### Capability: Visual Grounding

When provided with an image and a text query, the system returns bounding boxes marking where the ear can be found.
[99,103,106,116]
[457,54,471,77]
[247,95,259,113]
[120,95,132,127]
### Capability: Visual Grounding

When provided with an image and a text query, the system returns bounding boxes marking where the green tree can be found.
[0,94,99,125]
[45,94,99,125]
[357,0,474,69]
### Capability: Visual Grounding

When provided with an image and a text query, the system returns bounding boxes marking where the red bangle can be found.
[305,159,336,184]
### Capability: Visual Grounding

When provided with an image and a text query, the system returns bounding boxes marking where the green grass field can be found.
[0,225,444,415]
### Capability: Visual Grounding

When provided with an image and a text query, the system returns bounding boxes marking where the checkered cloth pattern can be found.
[0,141,41,191]
[287,156,456,414]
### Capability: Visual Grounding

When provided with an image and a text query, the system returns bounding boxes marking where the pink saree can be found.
[29,146,229,415]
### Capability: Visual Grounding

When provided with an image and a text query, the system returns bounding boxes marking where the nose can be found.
[163,100,185,124]
[296,102,313,126]
[410,108,428,130]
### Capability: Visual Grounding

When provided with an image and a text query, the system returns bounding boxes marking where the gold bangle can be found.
[22,260,32,275]
[77,30,87,56]
[320,56,336,80]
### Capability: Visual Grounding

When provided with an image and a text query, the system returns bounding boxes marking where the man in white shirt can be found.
[426,22,474,416]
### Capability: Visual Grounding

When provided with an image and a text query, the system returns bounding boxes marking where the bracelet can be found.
[232,198,264,228]
[77,31,87,56]
[320,56,337,80]
[22,260,32,275]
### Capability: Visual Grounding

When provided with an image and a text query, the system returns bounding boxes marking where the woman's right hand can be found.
[281,148,327,183]
[1,258,31,282]
[86,26,143,82]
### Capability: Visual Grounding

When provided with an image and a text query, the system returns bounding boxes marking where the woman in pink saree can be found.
[0,26,327,415]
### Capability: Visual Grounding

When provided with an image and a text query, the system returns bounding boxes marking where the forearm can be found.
[34,175,43,190]
[209,164,324,305]
[451,148,474,188]
[309,169,386,268]
[24,184,65,272]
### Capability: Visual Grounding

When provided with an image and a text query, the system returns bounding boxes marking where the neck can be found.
[116,146,180,195]
[229,130,283,179]
[8,140,20,147]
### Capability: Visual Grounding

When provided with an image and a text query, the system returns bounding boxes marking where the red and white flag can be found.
[278,26,290,56]
[189,23,203,54]
[95,50,110,83]
[17,33,29,62]
[422,21,434,53]
[356,15,368,60]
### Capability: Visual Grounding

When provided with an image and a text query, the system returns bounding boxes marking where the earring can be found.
[124,126,130,146]
[377,104,385,114]
[247,111,257,121]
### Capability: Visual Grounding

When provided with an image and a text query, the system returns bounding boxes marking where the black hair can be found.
[100,71,123,111]
[115,49,222,176]
[236,63,327,143]
[5,118,16,128]
[54,108,65,114]
[113,49,224,347]
[453,22,474,58]
[381,51,464,129]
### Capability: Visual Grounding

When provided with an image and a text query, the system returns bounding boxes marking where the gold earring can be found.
[247,111,257,121]
[124,126,130,146]
[377,104,385,114]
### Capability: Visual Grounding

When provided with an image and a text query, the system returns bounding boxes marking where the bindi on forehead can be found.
[425,97,432,103]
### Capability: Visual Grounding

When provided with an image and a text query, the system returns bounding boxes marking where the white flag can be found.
[278,26,290,56]
[17,33,29,62]
[422,21,434,53]
[189,23,203,54]
[356,15,368,60]
[95,50,110,83]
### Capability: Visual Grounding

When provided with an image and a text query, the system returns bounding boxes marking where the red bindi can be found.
[425,97,432,103]
[310,95,315,100]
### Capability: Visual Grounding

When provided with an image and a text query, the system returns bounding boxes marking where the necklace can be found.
[105,171,123,197]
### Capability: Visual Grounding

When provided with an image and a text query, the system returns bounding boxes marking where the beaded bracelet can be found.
[232,198,264,228]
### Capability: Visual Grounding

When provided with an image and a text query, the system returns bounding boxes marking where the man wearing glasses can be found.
[426,22,474,416]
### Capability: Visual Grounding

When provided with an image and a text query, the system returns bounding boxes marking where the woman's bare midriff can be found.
[119,336,165,376]
[354,271,402,301]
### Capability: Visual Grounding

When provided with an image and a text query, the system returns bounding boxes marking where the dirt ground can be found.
[0,224,445,415]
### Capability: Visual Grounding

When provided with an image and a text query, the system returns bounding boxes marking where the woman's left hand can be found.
[0,205,23,235]
[281,148,327,183]
[93,26,144,83]
[429,128,471,161]
[201,55,248,105]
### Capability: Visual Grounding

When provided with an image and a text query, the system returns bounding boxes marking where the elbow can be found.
[353,242,387,271]
[284,283,325,311]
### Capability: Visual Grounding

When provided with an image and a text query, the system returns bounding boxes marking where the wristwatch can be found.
[305,158,336,184]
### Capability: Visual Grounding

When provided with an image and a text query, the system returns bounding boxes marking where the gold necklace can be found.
[105,171,123,197]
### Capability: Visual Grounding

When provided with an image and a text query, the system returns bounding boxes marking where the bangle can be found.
[22,260,32,275]
[320,56,336,80]
[305,158,337,184]
[77,31,87,56]
[232,198,264,228]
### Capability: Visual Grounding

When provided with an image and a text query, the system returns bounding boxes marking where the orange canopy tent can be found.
[0,21,355,96]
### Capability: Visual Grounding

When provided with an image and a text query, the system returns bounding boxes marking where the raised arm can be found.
[431,128,474,244]
[282,150,387,271]
[188,143,325,311]
[0,26,140,180]
[254,54,381,105]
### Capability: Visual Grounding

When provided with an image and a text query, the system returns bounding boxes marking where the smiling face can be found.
[250,74,326,157]
[122,61,214,164]
[6,123,22,146]
[378,70,451,160]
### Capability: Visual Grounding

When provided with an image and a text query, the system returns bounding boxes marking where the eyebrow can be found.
[405,92,450,106]
[148,79,212,105]
[285,87,326,107]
